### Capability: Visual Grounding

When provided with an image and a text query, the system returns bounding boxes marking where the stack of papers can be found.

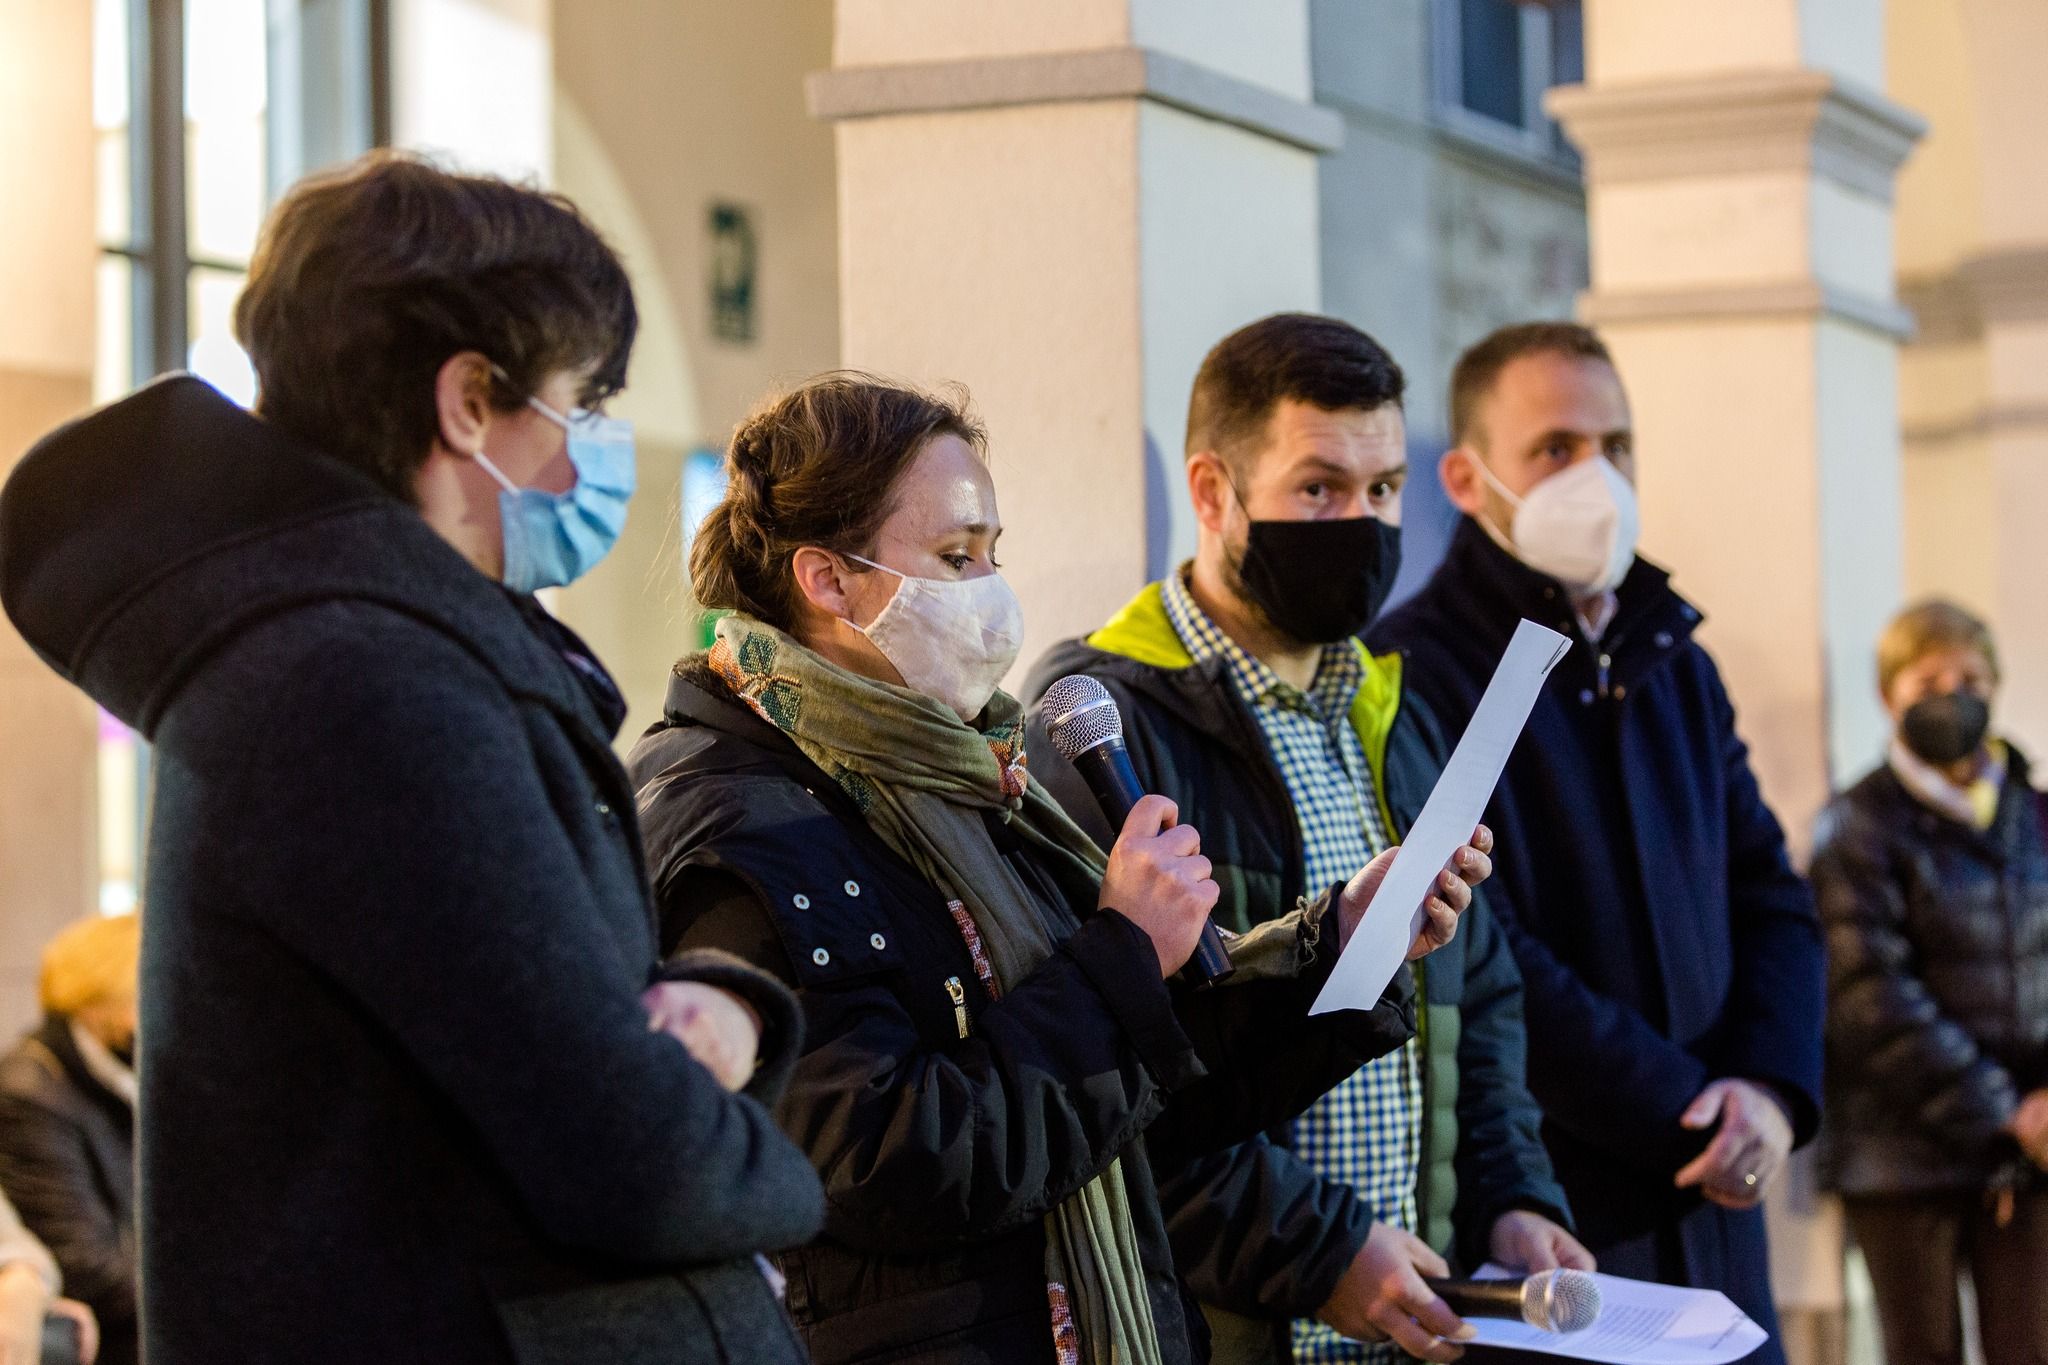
[1461,1267,1768,1364]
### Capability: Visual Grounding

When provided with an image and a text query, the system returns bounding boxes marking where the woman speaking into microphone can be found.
[629,372,1494,1365]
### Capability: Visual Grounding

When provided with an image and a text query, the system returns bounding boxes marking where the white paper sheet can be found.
[1310,618,1570,1015]
[1458,1266,1769,1364]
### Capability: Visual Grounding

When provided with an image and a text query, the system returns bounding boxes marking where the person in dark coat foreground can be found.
[0,915,137,1365]
[1812,599,2048,1365]
[0,151,825,1365]
[1367,323,1824,1364]
[1024,315,1578,1365]
[628,372,1495,1365]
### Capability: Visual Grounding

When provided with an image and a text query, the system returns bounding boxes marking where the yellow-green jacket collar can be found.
[1086,581,1404,751]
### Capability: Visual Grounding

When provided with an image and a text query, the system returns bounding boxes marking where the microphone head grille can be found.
[1530,1269,1602,1334]
[1042,675,1123,759]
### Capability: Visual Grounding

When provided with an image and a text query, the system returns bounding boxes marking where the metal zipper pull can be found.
[944,976,968,1039]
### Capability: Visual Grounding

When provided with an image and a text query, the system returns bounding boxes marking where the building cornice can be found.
[1897,246,2048,347]
[1580,278,1915,340]
[1898,270,1981,346]
[1546,70,1925,202]
[1957,244,2048,325]
[1904,403,2048,446]
[807,47,1344,154]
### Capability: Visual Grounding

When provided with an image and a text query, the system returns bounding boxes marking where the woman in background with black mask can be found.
[1813,598,2048,1365]
[629,372,1491,1365]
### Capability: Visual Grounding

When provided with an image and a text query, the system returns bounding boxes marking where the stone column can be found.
[1892,0,2048,756]
[0,0,101,1031]
[1552,38,1923,832]
[810,1,1339,668]
[1551,5,1923,1357]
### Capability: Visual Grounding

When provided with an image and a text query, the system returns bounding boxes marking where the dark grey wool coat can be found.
[0,376,826,1365]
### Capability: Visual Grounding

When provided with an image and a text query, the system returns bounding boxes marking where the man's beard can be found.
[1219,531,1297,647]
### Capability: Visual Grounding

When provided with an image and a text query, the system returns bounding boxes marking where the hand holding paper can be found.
[1314,619,1572,1015]
[1333,827,1495,961]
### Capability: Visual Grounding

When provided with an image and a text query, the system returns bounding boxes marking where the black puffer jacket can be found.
[0,1017,137,1365]
[1813,746,2048,1195]
[628,661,1420,1365]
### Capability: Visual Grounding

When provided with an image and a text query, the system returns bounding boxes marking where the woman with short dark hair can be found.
[0,151,824,1365]
[1814,599,2048,1365]
[630,371,1491,1365]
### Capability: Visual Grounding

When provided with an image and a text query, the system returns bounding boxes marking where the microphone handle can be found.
[1424,1277,1531,1325]
[1074,741,1234,988]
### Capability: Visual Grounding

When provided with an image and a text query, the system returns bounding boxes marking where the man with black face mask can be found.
[1027,314,1579,1365]
[1812,600,2048,1365]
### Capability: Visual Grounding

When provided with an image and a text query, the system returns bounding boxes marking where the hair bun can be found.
[726,420,778,509]
[693,372,982,631]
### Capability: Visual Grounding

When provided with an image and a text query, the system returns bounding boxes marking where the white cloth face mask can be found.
[1474,453,1640,596]
[843,554,1025,723]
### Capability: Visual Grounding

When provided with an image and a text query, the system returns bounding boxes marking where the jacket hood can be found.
[647,657,834,787]
[0,374,568,738]
[658,656,791,752]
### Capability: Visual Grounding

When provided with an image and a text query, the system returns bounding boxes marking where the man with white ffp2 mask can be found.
[1368,322,1824,1365]
[1447,344,1641,640]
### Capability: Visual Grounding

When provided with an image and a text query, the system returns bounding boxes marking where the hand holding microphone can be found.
[1318,1224,1473,1362]
[1320,1223,1602,1363]
[1045,675,1233,984]
[1099,795,1221,978]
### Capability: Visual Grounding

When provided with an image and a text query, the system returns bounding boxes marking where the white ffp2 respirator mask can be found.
[1475,454,1640,596]
[844,555,1025,723]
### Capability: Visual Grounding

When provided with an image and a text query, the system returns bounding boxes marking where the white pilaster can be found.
[1554,3,1924,1344]
[814,0,1334,672]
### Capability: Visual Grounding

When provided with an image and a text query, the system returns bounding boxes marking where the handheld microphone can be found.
[1424,1270,1601,1334]
[1043,675,1234,987]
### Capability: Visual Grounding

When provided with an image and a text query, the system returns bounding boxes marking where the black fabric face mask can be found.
[1231,515,1403,645]
[1900,692,1991,766]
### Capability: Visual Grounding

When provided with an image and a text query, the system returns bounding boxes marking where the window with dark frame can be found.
[1435,0,1585,171]
[94,0,389,402]
[90,0,388,913]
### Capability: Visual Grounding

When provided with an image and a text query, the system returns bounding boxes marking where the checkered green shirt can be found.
[1162,569,1421,1365]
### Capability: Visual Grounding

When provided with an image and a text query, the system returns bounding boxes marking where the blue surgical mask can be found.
[473,393,636,593]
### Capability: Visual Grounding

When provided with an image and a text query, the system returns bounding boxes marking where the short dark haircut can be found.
[1449,321,1613,447]
[234,150,638,499]
[690,373,986,631]
[1185,313,1405,470]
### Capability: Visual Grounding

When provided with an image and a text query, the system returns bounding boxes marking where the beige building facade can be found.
[0,1,2042,1353]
